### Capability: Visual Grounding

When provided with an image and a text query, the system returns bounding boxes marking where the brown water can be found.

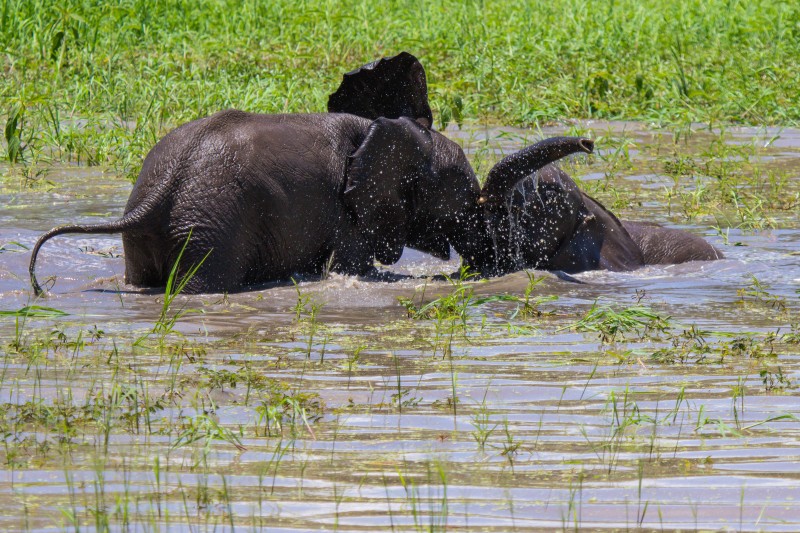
[1,122,799,531]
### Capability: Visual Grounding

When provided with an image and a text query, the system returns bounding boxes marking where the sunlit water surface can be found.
[1,122,799,531]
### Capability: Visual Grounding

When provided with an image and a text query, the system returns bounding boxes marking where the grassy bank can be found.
[2,0,799,175]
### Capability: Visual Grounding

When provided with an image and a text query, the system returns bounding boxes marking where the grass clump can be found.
[567,302,672,343]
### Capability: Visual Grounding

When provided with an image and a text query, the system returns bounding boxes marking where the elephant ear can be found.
[548,206,604,272]
[549,194,645,272]
[581,194,646,270]
[328,52,434,129]
[345,117,433,264]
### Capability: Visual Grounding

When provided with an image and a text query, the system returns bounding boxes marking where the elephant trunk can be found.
[478,137,593,206]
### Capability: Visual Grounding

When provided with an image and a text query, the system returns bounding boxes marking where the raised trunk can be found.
[448,137,595,276]
[479,137,593,206]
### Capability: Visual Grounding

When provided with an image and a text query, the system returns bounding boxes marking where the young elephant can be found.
[30,112,437,294]
[328,53,723,276]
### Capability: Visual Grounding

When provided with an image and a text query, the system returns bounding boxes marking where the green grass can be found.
[2,0,800,177]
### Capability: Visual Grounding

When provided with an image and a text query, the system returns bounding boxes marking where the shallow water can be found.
[1,122,799,531]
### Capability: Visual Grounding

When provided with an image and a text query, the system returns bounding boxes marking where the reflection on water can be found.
[0,122,799,530]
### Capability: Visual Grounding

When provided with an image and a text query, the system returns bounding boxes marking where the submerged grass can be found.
[1,248,798,528]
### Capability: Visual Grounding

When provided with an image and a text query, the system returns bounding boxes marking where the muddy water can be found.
[1,122,799,531]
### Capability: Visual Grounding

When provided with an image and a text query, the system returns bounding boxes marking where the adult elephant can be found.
[328,53,722,276]
[29,55,589,294]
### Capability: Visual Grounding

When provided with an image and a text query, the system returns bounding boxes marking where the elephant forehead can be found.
[426,134,480,197]
[431,133,473,169]
[511,170,582,209]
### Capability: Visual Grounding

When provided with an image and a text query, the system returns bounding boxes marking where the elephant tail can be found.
[29,212,147,296]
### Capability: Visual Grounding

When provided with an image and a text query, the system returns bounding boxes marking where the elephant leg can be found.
[173,240,250,294]
[123,230,239,292]
[123,232,171,287]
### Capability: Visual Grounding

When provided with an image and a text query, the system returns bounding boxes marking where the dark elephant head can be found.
[329,52,638,276]
[330,52,460,262]
[417,134,602,275]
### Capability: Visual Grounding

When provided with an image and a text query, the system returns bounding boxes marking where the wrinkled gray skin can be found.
[406,134,620,276]
[121,111,437,292]
[411,136,722,276]
[381,118,720,277]
[29,109,586,294]
[328,53,722,276]
[30,112,440,293]
[483,164,726,273]
[622,220,723,264]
